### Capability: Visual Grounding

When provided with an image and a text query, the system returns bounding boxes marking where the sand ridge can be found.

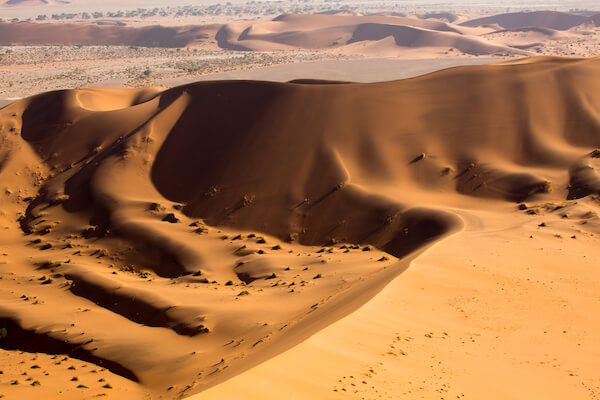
[0,13,523,56]
[1,9,599,64]
[0,55,600,398]
[461,10,600,31]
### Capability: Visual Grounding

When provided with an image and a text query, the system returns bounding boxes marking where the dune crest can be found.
[1,56,600,398]
[461,10,600,30]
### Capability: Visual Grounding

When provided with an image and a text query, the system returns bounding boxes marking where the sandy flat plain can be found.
[1,4,600,400]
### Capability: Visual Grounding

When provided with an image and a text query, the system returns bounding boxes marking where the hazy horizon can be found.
[1,0,599,19]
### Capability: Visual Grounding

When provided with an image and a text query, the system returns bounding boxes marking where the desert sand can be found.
[1,53,599,399]
[2,11,599,55]
[1,4,600,400]
[3,9,600,104]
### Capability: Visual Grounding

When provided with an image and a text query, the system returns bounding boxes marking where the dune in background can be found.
[2,9,600,104]
[461,10,600,30]
[1,10,599,56]
[0,21,220,48]
[213,13,523,55]
[1,55,600,398]
[0,0,70,6]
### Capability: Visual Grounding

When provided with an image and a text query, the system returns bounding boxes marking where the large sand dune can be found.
[1,56,600,399]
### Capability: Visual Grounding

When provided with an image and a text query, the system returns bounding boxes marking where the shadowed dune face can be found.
[150,57,600,225]
[213,13,526,55]
[346,23,513,55]
[461,11,600,30]
[1,56,600,398]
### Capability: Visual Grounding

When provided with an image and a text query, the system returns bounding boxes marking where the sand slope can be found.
[1,56,600,398]
[0,22,219,47]
[196,205,600,400]
[0,11,597,56]
[215,14,523,55]
[0,0,69,6]
[462,11,600,30]
[0,13,530,55]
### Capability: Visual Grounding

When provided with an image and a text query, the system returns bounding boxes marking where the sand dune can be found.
[218,20,514,55]
[481,26,567,50]
[216,14,525,55]
[420,12,459,23]
[347,23,516,54]
[1,55,600,398]
[0,0,69,6]
[462,10,600,30]
[487,26,562,37]
[0,21,218,47]
[0,13,532,55]
[197,204,600,400]
[0,11,597,56]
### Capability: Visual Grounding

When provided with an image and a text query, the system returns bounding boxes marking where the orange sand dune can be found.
[1,56,600,399]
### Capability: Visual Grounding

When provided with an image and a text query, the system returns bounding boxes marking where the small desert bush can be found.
[541,181,552,193]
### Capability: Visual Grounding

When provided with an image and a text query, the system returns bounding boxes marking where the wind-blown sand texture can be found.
[1,55,599,398]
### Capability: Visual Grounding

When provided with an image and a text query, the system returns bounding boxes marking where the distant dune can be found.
[0,21,220,47]
[420,12,459,23]
[461,10,600,30]
[0,0,69,6]
[215,15,523,55]
[1,10,598,55]
[1,55,600,398]
[487,26,561,36]
[0,12,534,55]
[346,23,515,55]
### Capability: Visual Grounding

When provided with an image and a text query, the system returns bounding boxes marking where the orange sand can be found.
[1,55,599,399]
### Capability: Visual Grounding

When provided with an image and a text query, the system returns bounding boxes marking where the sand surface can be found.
[2,6,600,400]
[3,9,600,103]
[1,10,600,55]
[158,57,501,86]
[1,54,600,400]
[196,211,600,399]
